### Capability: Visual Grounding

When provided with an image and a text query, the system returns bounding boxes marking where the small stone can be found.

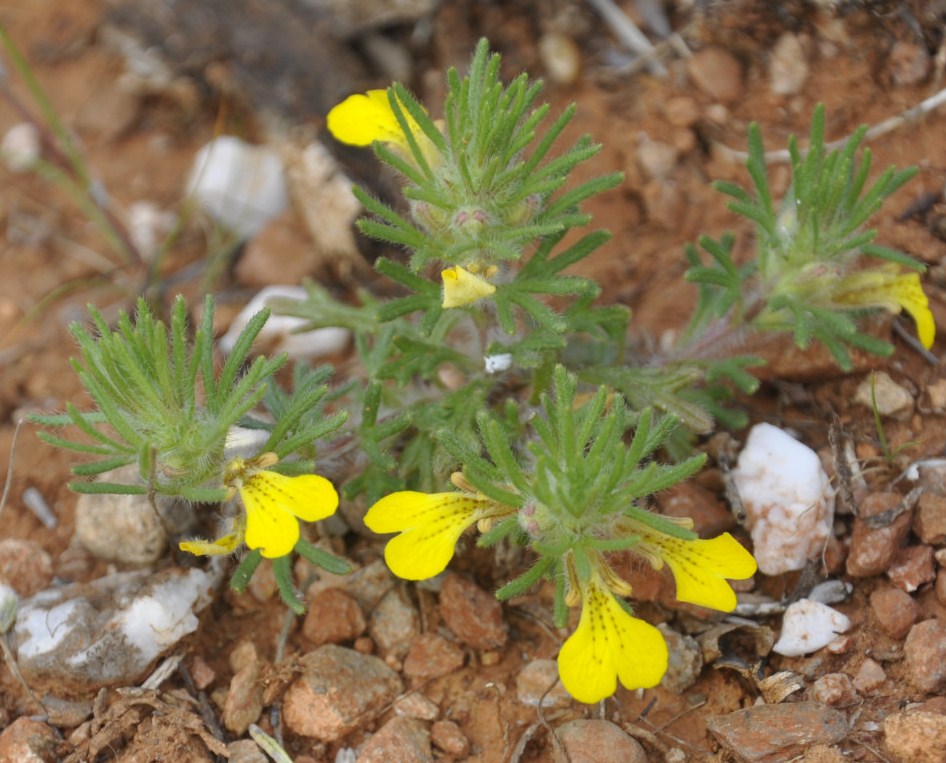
[283,644,403,741]
[773,599,851,657]
[187,136,288,240]
[663,96,701,127]
[223,660,264,734]
[733,423,835,575]
[2,123,41,172]
[356,716,432,763]
[39,695,92,727]
[870,587,919,639]
[229,640,259,672]
[480,650,501,666]
[303,588,366,646]
[800,745,846,763]
[707,702,847,761]
[854,372,913,417]
[227,739,268,763]
[887,41,931,87]
[916,462,946,496]
[516,659,572,708]
[0,717,59,763]
[884,711,946,763]
[936,571,946,607]
[905,619,946,692]
[810,673,856,706]
[0,539,52,597]
[888,545,936,593]
[641,178,686,231]
[915,493,946,544]
[553,719,648,763]
[354,636,375,654]
[846,492,913,578]
[770,32,808,95]
[190,656,215,690]
[439,574,507,651]
[538,32,582,85]
[74,463,195,565]
[687,47,744,103]
[75,84,139,141]
[659,624,704,694]
[430,720,469,758]
[307,558,396,613]
[637,135,680,180]
[14,568,216,695]
[928,379,946,412]
[394,692,439,721]
[219,286,351,361]
[852,657,886,694]
[368,587,420,658]
[402,632,465,681]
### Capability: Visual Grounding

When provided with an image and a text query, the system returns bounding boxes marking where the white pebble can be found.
[2,122,41,172]
[186,136,288,240]
[772,598,851,656]
[127,201,177,261]
[22,486,57,529]
[484,353,512,374]
[220,286,351,360]
[732,423,835,575]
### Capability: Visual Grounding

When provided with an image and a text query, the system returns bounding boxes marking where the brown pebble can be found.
[884,711,946,763]
[888,545,936,593]
[554,719,648,763]
[905,619,946,692]
[0,539,53,597]
[354,635,375,654]
[302,588,366,646]
[663,96,701,127]
[480,650,501,666]
[870,587,920,639]
[356,716,431,763]
[190,655,216,690]
[846,492,912,578]
[439,574,507,651]
[852,657,886,694]
[223,661,264,734]
[809,673,856,706]
[914,493,946,544]
[0,717,59,763]
[431,720,470,757]
[686,47,744,103]
[402,632,465,681]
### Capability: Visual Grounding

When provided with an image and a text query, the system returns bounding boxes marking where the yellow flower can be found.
[441,265,497,309]
[180,453,339,560]
[558,573,668,703]
[179,525,243,556]
[634,529,757,612]
[326,89,419,148]
[364,474,516,580]
[834,267,935,350]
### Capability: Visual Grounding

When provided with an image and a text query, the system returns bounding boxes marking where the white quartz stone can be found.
[220,285,351,360]
[187,136,288,239]
[732,423,835,575]
[772,598,851,657]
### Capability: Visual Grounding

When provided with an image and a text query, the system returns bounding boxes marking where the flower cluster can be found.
[364,368,757,703]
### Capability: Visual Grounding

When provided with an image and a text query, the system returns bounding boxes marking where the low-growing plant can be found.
[36,39,934,702]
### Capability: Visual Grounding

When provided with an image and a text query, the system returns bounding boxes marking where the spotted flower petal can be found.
[638,530,757,612]
[364,491,495,580]
[558,577,668,703]
[441,266,497,309]
[241,472,339,559]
